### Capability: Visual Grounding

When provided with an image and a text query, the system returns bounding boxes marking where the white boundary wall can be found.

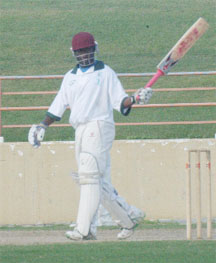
[0,139,215,225]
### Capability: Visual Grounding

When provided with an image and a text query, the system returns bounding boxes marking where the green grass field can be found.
[0,219,215,231]
[1,241,216,263]
[1,0,216,142]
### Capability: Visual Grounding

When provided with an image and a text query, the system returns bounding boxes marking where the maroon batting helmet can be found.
[72,32,95,51]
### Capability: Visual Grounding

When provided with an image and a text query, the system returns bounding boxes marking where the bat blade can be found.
[144,17,209,88]
[157,17,209,74]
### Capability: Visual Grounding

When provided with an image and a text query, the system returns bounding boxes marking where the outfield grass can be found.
[0,241,216,263]
[0,220,185,231]
[1,0,216,142]
[0,220,215,231]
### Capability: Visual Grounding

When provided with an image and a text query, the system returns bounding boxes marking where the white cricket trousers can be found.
[75,120,115,236]
[75,120,135,236]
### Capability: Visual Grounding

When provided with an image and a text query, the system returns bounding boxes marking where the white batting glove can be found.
[28,123,47,148]
[133,87,153,104]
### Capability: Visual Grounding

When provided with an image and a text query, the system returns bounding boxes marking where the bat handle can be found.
[144,69,164,88]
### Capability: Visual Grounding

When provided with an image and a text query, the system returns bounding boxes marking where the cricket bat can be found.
[144,17,209,88]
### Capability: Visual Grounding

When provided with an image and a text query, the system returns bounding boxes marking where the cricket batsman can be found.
[28,32,153,240]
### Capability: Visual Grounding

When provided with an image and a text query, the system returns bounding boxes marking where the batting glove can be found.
[28,123,47,148]
[132,87,153,104]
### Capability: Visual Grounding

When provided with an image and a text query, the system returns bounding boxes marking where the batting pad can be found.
[76,184,100,236]
[78,152,101,184]
[101,182,134,229]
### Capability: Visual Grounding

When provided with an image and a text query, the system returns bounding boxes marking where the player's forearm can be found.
[123,96,134,108]
[41,115,55,127]
[120,96,134,116]
[121,88,153,116]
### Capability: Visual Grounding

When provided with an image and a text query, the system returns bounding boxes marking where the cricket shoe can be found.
[65,229,97,241]
[117,228,134,240]
[65,229,83,241]
[117,208,145,240]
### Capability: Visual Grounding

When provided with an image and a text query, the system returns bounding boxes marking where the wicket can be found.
[186,149,212,240]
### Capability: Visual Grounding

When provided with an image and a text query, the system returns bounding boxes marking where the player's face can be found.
[74,46,95,67]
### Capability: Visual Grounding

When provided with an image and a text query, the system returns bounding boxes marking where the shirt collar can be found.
[71,60,104,74]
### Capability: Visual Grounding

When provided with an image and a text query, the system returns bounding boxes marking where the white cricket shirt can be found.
[47,61,129,129]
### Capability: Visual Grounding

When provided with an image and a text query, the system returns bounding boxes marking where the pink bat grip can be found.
[144,69,164,88]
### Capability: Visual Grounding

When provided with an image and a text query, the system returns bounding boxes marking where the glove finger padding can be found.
[135,87,153,104]
[28,124,46,148]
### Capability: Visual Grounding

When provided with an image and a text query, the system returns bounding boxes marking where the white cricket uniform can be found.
[47,61,139,236]
[47,61,128,129]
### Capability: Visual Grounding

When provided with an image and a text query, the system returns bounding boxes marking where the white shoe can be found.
[65,229,83,241]
[65,229,97,241]
[117,228,134,240]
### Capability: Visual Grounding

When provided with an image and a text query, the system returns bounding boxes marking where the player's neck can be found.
[80,62,95,72]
